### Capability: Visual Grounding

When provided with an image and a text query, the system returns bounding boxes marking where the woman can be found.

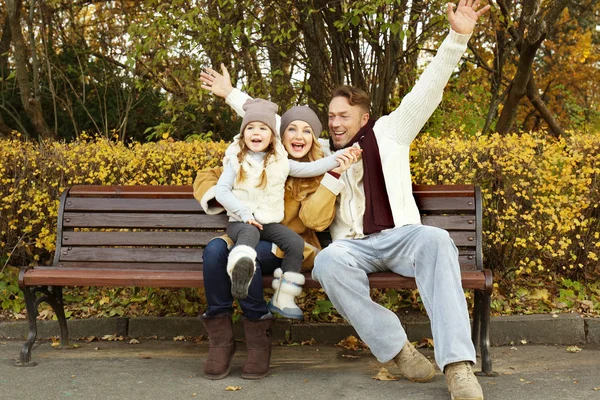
[193,65,356,381]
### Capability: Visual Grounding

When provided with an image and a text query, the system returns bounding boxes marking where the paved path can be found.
[1,340,599,399]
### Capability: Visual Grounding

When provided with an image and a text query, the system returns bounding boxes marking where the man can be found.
[312,1,490,399]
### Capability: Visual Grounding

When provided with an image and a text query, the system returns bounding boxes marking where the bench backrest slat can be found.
[65,198,203,212]
[60,247,203,263]
[415,197,476,212]
[63,212,228,229]
[63,231,221,246]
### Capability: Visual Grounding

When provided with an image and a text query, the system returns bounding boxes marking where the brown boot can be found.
[200,313,236,380]
[241,316,273,379]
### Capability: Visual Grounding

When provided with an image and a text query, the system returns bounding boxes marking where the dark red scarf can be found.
[335,119,394,235]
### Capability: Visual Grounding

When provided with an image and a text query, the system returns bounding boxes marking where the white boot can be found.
[226,245,257,299]
[268,268,305,320]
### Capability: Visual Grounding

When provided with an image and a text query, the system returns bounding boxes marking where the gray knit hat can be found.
[280,106,322,138]
[240,98,279,136]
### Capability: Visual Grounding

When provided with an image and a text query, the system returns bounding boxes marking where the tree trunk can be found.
[6,0,54,139]
[526,76,564,138]
[494,0,570,135]
[300,0,331,129]
[0,15,11,80]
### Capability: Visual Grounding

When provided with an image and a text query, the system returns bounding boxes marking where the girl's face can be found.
[243,122,273,152]
[282,120,314,159]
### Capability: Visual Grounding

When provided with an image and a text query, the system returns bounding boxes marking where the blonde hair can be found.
[235,132,276,189]
[285,139,325,201]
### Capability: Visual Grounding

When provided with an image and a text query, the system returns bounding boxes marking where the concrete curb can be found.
[1,313,598,347]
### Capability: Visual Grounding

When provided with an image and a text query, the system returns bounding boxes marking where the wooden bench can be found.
[18,184,493,375]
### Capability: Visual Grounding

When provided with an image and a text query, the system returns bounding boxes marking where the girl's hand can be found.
[200,64,234,99]
[247,219,263,230]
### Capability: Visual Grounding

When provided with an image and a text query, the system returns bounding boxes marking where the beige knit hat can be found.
[280,106,322,138]
[240,98,279,136]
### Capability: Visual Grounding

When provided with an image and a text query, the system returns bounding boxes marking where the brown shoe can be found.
[393,340,435,382]
[241,316,273,379]
[445,361,484,400]
[200,313,236,380]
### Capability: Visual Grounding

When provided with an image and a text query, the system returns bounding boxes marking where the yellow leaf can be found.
[529,288,550,301]
[225,386,242,391]
[566,346,582,353]
[372,367,398,381]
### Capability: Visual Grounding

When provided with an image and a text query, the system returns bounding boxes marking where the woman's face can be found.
[282,120,314,159]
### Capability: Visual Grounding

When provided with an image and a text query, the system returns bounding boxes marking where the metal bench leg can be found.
[16,286,38,367]
[16,286,70,366]
[45,286,70,347]
[475,291,498,377]
[471,291,482,355]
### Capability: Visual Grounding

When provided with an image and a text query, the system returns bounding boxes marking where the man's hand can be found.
[447,0,491,35]
[200,63,234,99]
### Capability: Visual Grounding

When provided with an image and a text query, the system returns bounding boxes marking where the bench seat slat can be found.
[63,231,222,246]
[59,247,203,263]
[63,212,229,229]
[22,269,490,290]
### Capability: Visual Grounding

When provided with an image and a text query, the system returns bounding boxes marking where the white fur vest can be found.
[228,143,289,224]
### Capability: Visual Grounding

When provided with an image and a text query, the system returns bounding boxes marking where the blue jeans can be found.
[312,224,476,370]
[203,238,281,319]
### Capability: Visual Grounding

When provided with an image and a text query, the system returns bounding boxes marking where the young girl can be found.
[215,98,359,317]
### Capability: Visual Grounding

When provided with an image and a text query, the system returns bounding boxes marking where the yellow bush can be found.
[411,131,600,280]
[0,134,227,267]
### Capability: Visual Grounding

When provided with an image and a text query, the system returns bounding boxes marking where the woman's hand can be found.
[200,64,234,99]
[247,219,264,230]
[332,147,362,174]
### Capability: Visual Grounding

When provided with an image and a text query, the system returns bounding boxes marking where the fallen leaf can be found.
[94,346,100,351]
[416,338,434,349]
[336,335,368,350]
[341,354,359,359]
[129,339,140,345]
[301,338,316,346]
[225,386,242,391]
[72,344,81,349]
[529,288,550,301]
[51,342,60,347]
[566,346,582,353]
[173,335,186,341]
[85,336,98,343]
[520,340,527,345]
[593,387,600,391]
[372,367,398,381]
[192,394,197,397]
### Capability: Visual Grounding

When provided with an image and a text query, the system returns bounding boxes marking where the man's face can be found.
[328,96,369,149]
